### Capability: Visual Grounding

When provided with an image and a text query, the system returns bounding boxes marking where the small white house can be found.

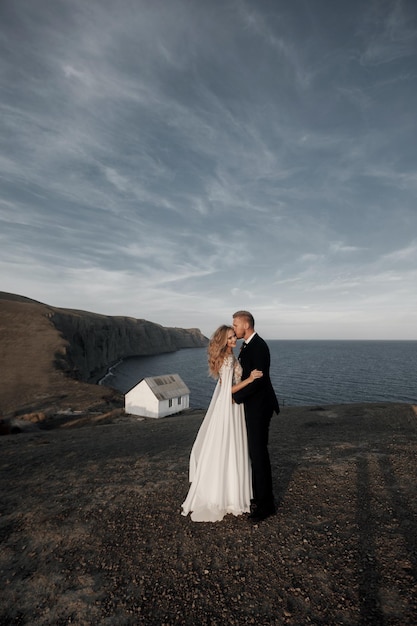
[125,373,190,418]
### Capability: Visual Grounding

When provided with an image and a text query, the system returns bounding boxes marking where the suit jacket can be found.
[232,333,279,417]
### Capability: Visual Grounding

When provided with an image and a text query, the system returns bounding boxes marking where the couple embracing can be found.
[181,310,280,524]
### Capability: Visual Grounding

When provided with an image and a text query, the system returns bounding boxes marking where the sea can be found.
[100,340,417,409]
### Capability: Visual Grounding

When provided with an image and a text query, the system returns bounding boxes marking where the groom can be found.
[232,310,279,523]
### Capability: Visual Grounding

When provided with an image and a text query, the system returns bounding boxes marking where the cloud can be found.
[330,242,361,254]
[381,241,417,263]
[359,0,417,67]
[0,0,416,338]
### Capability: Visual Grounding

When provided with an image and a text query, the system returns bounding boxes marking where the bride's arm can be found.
[231,369,263,394]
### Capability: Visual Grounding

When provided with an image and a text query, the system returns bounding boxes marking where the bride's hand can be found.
[249,369,263,381]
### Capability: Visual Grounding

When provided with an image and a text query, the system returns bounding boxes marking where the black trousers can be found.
[245,409,274,510]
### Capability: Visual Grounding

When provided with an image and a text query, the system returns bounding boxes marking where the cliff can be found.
[0,292,208,416]
[51,310,208,381]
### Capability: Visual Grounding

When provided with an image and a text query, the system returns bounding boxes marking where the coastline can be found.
[95,358,124,386]
[0,293,208,418]
[2,402,417,624]
[98,340,417,410]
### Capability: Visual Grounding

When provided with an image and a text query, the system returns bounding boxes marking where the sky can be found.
[1,0,417,340]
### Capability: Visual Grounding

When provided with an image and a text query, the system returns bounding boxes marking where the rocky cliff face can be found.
[0,292,208,415]
[51,309,208,382]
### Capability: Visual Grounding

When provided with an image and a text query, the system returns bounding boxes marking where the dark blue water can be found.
[100,341,417,408]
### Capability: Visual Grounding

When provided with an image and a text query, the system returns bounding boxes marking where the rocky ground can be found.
[1,402,417,625]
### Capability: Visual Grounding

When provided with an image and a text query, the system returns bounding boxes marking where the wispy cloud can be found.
[359,0,417,66]
[1,0,416,338]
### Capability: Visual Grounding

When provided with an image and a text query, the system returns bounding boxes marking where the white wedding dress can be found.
[181,355,252,522]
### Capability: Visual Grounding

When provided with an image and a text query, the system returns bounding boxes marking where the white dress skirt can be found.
[181,355,252,522]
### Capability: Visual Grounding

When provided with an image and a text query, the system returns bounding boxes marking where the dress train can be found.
[181,355,252,522]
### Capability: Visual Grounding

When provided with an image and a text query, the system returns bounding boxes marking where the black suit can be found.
[232,333,279,513]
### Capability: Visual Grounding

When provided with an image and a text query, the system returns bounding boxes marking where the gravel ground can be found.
[1,403,417,625]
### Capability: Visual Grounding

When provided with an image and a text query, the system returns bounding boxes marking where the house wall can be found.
[156,394,189,418]
[125,382,158,418]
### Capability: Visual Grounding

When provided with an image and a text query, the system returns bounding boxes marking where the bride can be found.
[181,325,263,522]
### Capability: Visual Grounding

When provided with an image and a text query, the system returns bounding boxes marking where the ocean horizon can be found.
[100,340,417,409]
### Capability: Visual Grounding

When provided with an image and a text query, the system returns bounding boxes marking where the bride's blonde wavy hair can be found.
[208,325,233,378]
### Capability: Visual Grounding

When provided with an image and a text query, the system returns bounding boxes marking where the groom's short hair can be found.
[233,310,255,329]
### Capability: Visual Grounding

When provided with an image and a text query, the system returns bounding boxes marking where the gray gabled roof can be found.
[144,373,190,400]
